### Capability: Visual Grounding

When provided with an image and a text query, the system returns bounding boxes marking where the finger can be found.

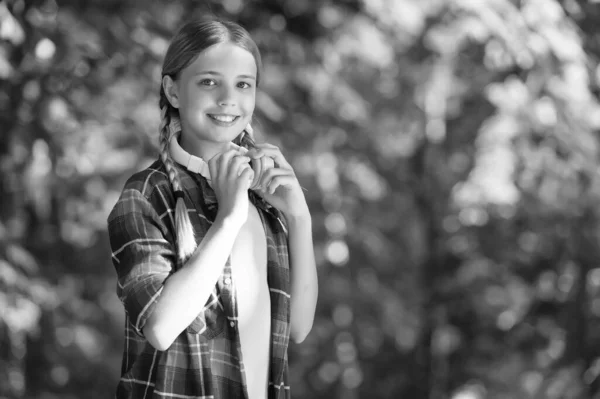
[228,141,248,154]
[265,174,296,195]
[260,154,268,174]
[260,156,275,187]
[248,151,274,189]
[245,147,265,160]
[208,149,241,179]
[207,145,236,164]
[246,148,275,185]
[250,157,263,189]
[211,146,246,163]
[240,164,255,182]
[218,149,243,171]
[229,155,252,178]
[259,168,294,192]
[238,165,254,189]
[252,143,292,170]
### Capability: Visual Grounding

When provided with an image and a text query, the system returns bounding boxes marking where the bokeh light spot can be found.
[51,365,70,386]
[342,366,363,389]
[318,361,340,384]
[35,38,56,60]
[326,240,349,266]
[333,304,353,328]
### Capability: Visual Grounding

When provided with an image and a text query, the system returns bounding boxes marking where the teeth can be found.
[210,114,237,122]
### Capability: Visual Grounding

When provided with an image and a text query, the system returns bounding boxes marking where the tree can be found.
[1,0,600,398]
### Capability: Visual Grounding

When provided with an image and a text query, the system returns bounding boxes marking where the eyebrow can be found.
[194,71,256,80]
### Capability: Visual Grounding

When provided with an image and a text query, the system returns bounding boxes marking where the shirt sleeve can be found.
[107,187,176,337]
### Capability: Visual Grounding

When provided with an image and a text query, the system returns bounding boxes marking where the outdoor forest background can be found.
[2,0,600,398]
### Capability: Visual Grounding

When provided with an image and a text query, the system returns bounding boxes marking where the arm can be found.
[108,185,244,352]
[143,215,242,351]
[144,149,253,350]
[285,210,319,344]
[246,143,319,343]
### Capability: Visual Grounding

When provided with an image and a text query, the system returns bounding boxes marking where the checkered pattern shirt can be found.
[107,158,291,399]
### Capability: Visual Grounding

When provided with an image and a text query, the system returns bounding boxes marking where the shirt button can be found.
[230,321,235,328]
[224,277,232,285]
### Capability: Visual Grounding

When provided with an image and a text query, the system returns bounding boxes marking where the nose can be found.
[217,85,236,107]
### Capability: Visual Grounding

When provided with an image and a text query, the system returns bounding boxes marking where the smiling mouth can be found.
[207,114,239,123]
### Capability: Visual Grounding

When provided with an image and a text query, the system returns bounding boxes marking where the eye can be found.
[199,79,216,86]
[237,82,252,89]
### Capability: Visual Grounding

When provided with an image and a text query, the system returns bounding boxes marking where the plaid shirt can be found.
[107,158,291,399]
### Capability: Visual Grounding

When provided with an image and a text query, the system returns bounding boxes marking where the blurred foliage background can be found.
[2,0,600,398]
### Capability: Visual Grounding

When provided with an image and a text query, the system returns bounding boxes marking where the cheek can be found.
[182,89,208,107]
[180,94,211,119]
[179,96,208,124]
[242,94,256,114]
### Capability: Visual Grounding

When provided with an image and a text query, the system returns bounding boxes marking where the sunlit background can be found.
[2,0,600,398]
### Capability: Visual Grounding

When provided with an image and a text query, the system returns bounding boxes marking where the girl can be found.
[107,19,318,399]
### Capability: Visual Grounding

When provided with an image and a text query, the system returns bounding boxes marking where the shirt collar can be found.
[169,133,212,182]
[168,149,275,215]
[167,122,275,214]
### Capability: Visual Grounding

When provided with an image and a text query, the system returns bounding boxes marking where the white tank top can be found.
[230,201,271,399]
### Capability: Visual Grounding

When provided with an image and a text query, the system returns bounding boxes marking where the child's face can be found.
[176,41,257,146]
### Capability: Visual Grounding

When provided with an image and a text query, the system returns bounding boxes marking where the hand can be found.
[249,143,310,219]
[208,148,254,227]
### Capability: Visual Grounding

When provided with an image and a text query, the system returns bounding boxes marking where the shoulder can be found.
[120,159,171,199]
[107,159,173,224]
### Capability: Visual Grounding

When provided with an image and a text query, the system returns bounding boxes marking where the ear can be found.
[162,75,180,109]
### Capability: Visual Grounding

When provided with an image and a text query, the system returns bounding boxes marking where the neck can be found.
[179,134,232,161]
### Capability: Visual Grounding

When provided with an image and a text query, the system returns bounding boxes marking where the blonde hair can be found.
[159,19,262,262]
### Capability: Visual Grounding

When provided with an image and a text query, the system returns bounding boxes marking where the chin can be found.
[199,127,240,141]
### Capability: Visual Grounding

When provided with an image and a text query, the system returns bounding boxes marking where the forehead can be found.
[183,42,257,78]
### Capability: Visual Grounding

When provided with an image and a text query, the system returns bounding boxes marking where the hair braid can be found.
[158,102,196,262]
[236,127,256,150]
